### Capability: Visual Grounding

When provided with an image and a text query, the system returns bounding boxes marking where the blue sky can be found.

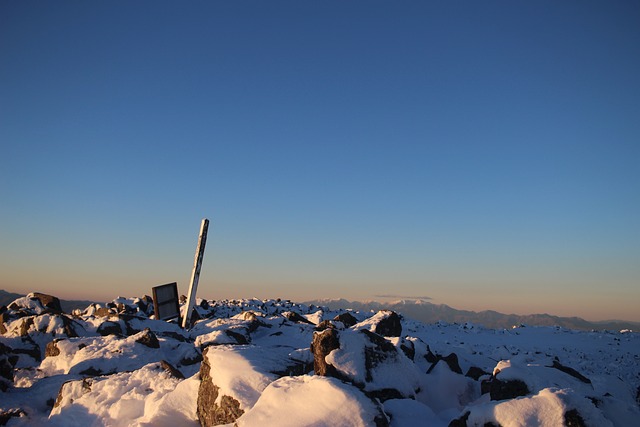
[1,1,639,321]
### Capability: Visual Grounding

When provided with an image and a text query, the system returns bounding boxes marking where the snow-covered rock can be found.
[0,293,638,426]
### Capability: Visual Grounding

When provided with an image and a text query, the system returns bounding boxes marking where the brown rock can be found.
[45,340,62,357]
[373,311,402,337]
[135,328,160,348]
[197,347,245,426]
[31,292,63,313]
[333,312,358,328]
[160,360,184,379]
[311,328,341,377]
[18,317,34,337]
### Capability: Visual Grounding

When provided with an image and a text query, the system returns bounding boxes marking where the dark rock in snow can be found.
[78,367,104,376]
[283,311,314,325]
[333,312,358,328]
[18,317,34,337]
[549,359,591,384]
[197,347,245,426]
[97,320,123,336]
[373,310,402,337]
[180,352,203,366]
[0,343,16,391]
[427,352,463,375]
[564,408,587,427]
[400,338,415,360]
[160,360,184,379]
[31,292,63,313]
[135,328,160,348]
[311,328,341,378]
[225,329,250,345]
[58,314,81,338]
[465,366,490,381]
[93,306,114,317]
[487,378,530,401]
[0,312,7,335]
[447,411,470,427]
[45,340,62,357]
[0,408,27,426]
[315,320,335,332]
[53,378,93,409]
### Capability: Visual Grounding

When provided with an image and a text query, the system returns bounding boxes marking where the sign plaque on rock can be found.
[182,218,209,329]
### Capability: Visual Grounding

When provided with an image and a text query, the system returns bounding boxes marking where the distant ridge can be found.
[304,298,640,331]
[0,289,98,313]
[3,290,637,331]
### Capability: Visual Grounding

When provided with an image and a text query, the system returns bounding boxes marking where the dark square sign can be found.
[152,282,180,321]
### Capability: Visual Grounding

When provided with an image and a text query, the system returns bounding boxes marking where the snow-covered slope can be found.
[1,293,638,426]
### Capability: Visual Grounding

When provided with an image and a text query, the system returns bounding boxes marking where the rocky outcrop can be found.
[97,320,123,336]
[311,328,341,378]
[282,311,314,325]
[333,312,358,327]
[30,292,63,313]
[0,343,16,391]
[45,340,61,357]
[0,408,27,425]
[426,351,463,375]
[487,377,530,401]
[312,326,421,402]
[197,347,245,426]
[373,310,402,337]
[548,359,591,384]
[134,328,160,348]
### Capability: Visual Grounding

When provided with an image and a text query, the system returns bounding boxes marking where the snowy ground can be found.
[1,293,638,426]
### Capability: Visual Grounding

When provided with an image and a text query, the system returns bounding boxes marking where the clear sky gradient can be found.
[1,1,639,321]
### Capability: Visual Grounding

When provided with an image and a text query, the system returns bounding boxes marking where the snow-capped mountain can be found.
[1,292,639,426]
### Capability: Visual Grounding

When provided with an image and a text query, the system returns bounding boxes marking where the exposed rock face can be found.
[564,408,587,427]
[135,328,160,348]
[333,312,358,327]
[465,366,490,381]
[18,317,34,337]
[197,347,245,426]
[549,359,591,384]
[0,312,7,335]
[400,338,415,360]
[0,343,17,391]
[373,310,402,337]
[0,408,27,425]
[31,292,63,313]
[160,360,184,379]
[427,352,463,375]
[487,378,530,401]
[312,327,421,402]
[45,340,61,357]
[311,328,341,377]
[282,311,314,325]
[97,321,123,336]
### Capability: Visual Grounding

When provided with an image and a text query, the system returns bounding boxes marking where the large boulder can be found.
[30,292,63,313]
[310,328,341,378]
[312,327,422,401]
[353,310,403,337]
[197,346,273,426]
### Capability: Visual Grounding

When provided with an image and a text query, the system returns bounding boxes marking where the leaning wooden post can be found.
[182,218,209,329]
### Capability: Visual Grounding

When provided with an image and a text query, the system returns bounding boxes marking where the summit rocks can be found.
[0,294,638,426]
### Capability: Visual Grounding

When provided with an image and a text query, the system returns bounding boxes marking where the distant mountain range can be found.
[3,290,637,331]
[304,298,640,331]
